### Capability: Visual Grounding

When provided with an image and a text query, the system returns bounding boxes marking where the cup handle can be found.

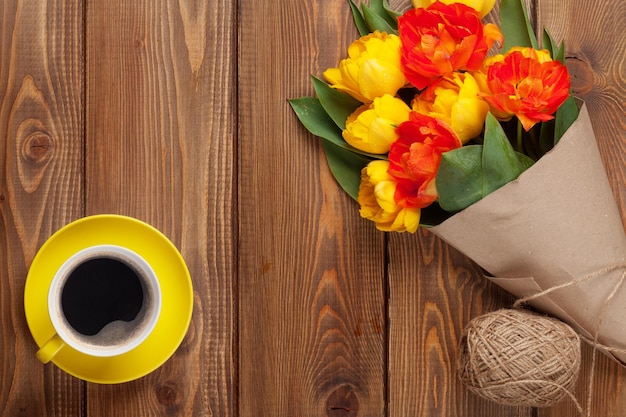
[36,334,65,364]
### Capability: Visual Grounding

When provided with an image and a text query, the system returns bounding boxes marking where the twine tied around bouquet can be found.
[458,263,626,416]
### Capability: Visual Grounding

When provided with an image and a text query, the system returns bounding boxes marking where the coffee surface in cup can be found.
[61,257,146,338]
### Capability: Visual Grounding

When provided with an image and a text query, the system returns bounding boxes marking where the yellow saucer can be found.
[24,214,193,384]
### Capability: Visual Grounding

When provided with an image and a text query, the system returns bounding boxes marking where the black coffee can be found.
[61,257,144,336]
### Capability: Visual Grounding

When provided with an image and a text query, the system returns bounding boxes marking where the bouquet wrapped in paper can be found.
[290,0,626,365]
[431,103,626,365]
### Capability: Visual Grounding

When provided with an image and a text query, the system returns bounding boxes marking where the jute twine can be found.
[458,309,581,408]
[458,263,626,416]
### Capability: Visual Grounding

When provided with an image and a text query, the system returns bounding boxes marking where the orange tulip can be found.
[398,2,502,89]
[484,49,571,131]
[388,112,462,208]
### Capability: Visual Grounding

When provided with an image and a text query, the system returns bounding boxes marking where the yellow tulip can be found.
[324,31,406,103]
[411,0,496,18]
[343,94,411,154]
[357,160,421,233]
[411,72,489,143]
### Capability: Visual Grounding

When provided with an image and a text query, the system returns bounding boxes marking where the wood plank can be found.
[388,232,534,417]
[85,0,236,415]
[237,0,387,415]
[535,0,626,415]
[0,0,85,415]
[386,0,531,415]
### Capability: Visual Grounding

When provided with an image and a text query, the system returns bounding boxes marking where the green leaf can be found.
[289,96,385,160]
[348,0,400,38]
[437,114,534,212]
[554,96,579,144]
[542,28,555,58]
[554,40,566,64]
[482,112,528,195]
[543,28,566,64]
[348,0,370,36]
[437,145,485,212]
[536,91,578,153]
[311,76,362,130]
[382,0,402,19]
[367,0,398,30]
[500,0,538,50]
[289,97,345,143]
[368,0,389,17]
[516,152,535,170]
[362,4,398,34]
[322,140,372,201]
[538,119,556,155]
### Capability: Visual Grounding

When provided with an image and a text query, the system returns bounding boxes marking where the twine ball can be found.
[458,309,581,408]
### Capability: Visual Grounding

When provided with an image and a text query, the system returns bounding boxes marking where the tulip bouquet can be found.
[291,0,626,372]
[290,0,578,232]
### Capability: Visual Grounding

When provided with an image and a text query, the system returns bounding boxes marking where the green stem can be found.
[516,119,523,153]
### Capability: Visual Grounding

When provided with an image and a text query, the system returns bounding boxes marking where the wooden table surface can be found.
[1,0,624,416]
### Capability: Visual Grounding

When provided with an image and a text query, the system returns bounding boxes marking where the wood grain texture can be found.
[237,0,386,415]
[385,1,533,416]
[85,0,236,416]
[387,232,534,417]
[0,0,623,416]
[0,0,84,416]
[535,0,626,415]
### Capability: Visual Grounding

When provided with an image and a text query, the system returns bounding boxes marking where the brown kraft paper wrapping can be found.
[430,104,626,365]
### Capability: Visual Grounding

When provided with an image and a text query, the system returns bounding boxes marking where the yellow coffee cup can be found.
[24,215,193,384]
[35,244,162,363]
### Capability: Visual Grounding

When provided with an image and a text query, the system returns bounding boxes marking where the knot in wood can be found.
[326,385,359,417]
[566,56,594,95]
[155,383,178,406]
[22,132,54,164]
